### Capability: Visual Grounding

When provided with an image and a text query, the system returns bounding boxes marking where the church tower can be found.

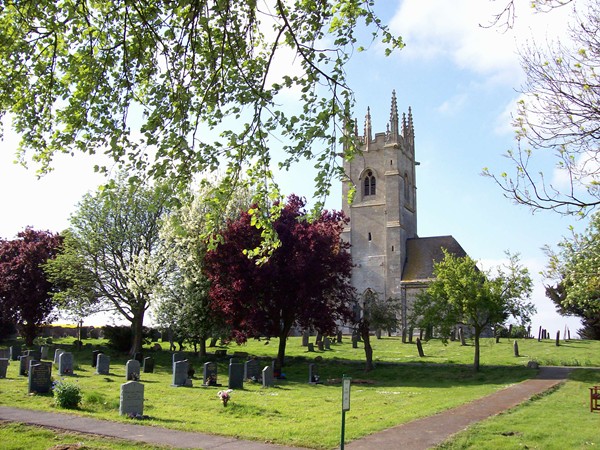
[341,91,418,301]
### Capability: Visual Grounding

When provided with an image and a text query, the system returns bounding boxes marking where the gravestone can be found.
[26,349,41,361]
[301,331,309,347]
[324,337,331,350]
[0,358,9,378]
[28,361,52,394]
[244,359,260,381]
[307,343,315,352]
[54,348,65,366]
[59,352,74,375]
[262,365,274,388]
[143,357,154,373]
[351,335,358,349]
[92,350,102,368]
[203,361,218,386]
[0,348,9,359]
[172,360,189,387]
[513,340,519,357]
[40,346,49,360]
[96,353,110,375]
[10,346,21,361]
[309,363,321,384]
[19,355,31,376]
[228,360,244,389]
[119,381,144,416]
[126,359,141,381]
[337,331,343,343]
[317,340,324,351]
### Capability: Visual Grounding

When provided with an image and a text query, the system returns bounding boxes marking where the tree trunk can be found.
[199,336,207,357]
[473,332,481,372]
[130,310,145,357]
[277,334,287,368]
[360,326,374,371]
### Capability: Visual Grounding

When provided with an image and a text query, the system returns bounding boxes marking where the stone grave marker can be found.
[143,356,154,373]
[59,352,74,375]
[337,331,343,343]
[309,363,321,384]
[317,340,325,351]
[0,348,8,359]
[119,381,144,416]
[244,359,260,381]
[40,346,49,360]
[92,350,102,368]
[53,348,65,366]
[172,352,185,364]
[262,365,274,388]
[307,343,315,352]
[28,361,52,394]
[351,335,358,349]
[26,349,41,361]
[228,360,244,389]
[301,331,309,347]
[96,353,110,375]
[172,360,189,387]
[10,346,21,361]
[324,337,331,350]
[203,361,218,386]
[126,359,141,381]
[0,358,9,378]
[19,355,31,376]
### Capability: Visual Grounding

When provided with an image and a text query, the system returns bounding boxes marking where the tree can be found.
[0,228,62,346]
[155,181,253,355]
[411,250,534,371]
[0,1,402,232]
[204,194,355,367]
[484,2,600,215]
[45,175,173,355]
[544,211,600,338]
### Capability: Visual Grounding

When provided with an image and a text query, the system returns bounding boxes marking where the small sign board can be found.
[342,376,351,411]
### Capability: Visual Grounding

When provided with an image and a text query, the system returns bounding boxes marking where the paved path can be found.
[0,366,573,450]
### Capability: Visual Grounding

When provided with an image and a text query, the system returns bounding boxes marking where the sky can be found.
[0,0,588,335]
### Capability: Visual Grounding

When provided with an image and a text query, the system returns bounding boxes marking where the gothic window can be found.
[364,170,376,197]
[404,173,410,201]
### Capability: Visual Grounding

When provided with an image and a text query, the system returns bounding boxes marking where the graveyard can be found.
[1,335,600,449]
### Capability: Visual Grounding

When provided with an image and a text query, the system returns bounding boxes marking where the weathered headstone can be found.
[337,331,343,343]
[172,360,189,387]
[203,361,218,386]
[40,346,49,360]
[119,381,144,416]
[307,343,315,352]
[0,348,9,359]
[143,357,154,373]
[126,359,141,381]
[351,334,358,349]
[19,355,30,376]
[416,338,425,357]
[513,340,519,357]
[54,348,65,366]
[324,337,331,350]
[244,359,260,381]
[172,352,185,364]
[96,353,110,375]
[309,363,321,384]
[262,365,274,388]
[228,360,244,389]
[28,361,52,394]
[92,350,102,368]
[59,352,74,375]
[10,346,21,361]
[301,331,309,347]
[317,340,324,351]
[0,358,9,378]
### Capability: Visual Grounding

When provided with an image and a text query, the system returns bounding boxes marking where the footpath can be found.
[0,366,572,450]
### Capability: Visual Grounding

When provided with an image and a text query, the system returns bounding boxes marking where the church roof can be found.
[401,236,467,282]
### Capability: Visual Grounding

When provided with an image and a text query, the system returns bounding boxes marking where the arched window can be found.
[404,173,410,201]
[364,170,376,197]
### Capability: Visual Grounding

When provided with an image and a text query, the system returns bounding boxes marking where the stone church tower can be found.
[342,92,466,329]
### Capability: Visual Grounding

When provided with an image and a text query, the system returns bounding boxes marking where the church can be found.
[341,91,467,331]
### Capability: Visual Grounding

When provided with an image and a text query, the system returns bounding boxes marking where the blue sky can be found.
[0,0,587,335]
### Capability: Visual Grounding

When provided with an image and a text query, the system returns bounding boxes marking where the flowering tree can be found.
[204,195,355,366]
[0,228,62,345]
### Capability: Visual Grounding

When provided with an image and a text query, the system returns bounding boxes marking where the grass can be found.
[0,421,170,450]
[1,335,600,449]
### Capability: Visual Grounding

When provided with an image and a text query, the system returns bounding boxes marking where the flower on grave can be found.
[217,389,233,407]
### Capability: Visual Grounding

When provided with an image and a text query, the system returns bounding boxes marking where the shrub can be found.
[53,379,82,409]
[102,325,151,352]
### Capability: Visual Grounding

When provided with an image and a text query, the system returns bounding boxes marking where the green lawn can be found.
[1,335,599,449]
